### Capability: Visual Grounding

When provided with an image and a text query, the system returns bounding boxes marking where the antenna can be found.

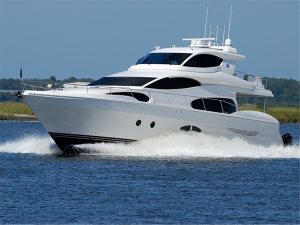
[222,25,225,45]
[216,25,219,45]
[228,5,232,39]
[204,6,209,39]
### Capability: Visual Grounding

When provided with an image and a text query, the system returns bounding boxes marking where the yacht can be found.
[17,37,292,153]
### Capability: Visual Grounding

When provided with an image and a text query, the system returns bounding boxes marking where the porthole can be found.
[150,121,155,128]
[136,120,141,126]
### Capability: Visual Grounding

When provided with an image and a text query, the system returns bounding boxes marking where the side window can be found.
[184,54,223,68]
[203,99,223,113]
[136,53,192,65]
[110,92,149,102]
[191,99,205,110]
[146,77,200,89]
[217,98,236,114]
[191,98,236,114]
[89,77,156,87]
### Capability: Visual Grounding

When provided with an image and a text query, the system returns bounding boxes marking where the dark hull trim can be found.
[49,132,136,153]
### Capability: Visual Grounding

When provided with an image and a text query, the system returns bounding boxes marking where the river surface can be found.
[0,121,299,224]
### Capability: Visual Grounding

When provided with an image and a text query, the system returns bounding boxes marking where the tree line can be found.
[0,76,94,102]
[237,77,299,107]
[0,76,94,90]
[0,76,299,107]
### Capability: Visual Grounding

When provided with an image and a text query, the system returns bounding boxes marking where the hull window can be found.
[146,77,200,89]
[137,53,192,65]
[191,98,236,114]
[180,125,201,133]
[183,54,223,68]
[191,126,201,133]
[89,77,156,87]
[180,125,191,132]
[136,120,141,126]
[110,92,149,102]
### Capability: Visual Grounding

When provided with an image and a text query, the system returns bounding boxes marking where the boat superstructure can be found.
[18,36,291,153]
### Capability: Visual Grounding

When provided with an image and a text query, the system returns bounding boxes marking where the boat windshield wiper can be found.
[163,53,178,65]
[163,53,176,65]
[136,57,144,65]
[143,56,151,64]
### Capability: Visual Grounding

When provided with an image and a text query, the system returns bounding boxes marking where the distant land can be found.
[238,77,299,108]
[0,76,299,108]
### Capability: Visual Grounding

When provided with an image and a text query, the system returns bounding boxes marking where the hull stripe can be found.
[48,132,136,151]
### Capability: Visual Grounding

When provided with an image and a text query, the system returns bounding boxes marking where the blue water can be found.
[0,121,299,224]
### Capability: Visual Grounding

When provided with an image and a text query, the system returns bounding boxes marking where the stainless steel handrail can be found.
[22,79,239,113]
[235,71,268,88]
[18,67,239,113]
[83,85,239,113]
[21,81,52,91]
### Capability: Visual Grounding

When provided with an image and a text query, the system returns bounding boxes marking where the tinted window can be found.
[184,54,223,68]
[137,53,192,65]
[180,125,201,133]
[191,98,236,114]
[191,99,205,110]
[215,98,236,114]
[110,92,149,102]
[203,99,223,113]
[89,77,156,87]
[191,126,201,133]
[146,77,200,89]
[180,125,191,132]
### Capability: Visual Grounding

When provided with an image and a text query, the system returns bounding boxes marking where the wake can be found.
[0,135,62,155]
[0,132,299,158]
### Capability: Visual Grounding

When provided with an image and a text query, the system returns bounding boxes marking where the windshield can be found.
[88,77,156,87]
[136,53,192,65]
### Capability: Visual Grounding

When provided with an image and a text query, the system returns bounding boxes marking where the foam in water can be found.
[0,136,62,155]
[0,132,299,158]
[79,132,300,159]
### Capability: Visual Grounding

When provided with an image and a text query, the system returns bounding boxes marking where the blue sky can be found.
[1,0,299,81]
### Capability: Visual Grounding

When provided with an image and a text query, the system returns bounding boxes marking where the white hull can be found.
[23,91,283,152]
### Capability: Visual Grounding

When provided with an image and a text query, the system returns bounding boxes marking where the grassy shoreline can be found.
[239,105,299,124]
[0,103,37,121]
[0,102,299,123]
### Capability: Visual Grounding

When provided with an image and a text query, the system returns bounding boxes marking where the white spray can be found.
[0,133,299,158]
[79,133,299,158]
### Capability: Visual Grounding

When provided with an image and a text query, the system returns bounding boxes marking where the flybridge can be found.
[181,37,237,54]
[182,38,216,48]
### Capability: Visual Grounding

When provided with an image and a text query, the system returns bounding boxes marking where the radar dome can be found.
[225,39,232,46]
